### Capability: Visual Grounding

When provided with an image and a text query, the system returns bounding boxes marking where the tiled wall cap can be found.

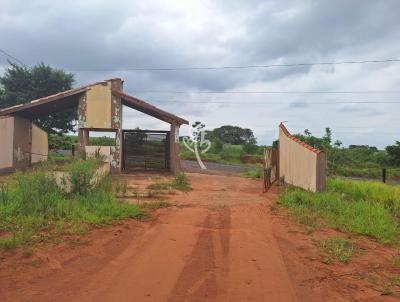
[279,123,322,154]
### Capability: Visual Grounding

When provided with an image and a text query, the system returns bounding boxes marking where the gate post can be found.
[78,128,89,157]
[169,124,180,174]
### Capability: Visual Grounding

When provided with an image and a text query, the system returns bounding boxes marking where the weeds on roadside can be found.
[114,178,128,197]
[140,201,171,210]
[0,159,144,250]
[315,237,357,263]
[147,189,158,198]
[147,182,172,191]
[147,172,191,193]
[241,169,262,179]
[278,178,399,244]
[0,183,9,206]
[68,159,99,195]
[172,172,191,191]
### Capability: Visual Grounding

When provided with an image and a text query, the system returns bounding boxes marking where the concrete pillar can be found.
[110,128,122,173]
[316,152,326,192]
[109,78,123,92]
[169,124,181,174]
[78,128,89,157]
[110,84,123,173]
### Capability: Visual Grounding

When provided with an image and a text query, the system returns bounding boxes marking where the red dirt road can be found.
[1,173,399,301]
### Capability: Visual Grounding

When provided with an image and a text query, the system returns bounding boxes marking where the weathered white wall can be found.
[31,123,48,163]
[279,125,326,192]
[0,117,14,170]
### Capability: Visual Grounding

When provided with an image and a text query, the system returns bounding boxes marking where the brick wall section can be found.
[279,123,326,192]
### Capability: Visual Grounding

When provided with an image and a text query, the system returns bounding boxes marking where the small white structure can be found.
[0,116,48,172]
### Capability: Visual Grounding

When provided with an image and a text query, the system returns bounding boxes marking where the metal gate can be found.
[262,147,279,192]
[122,130,169,170]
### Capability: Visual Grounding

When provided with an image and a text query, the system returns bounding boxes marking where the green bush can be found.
[48,134,75,150]
[209,138,223,153]
[220,144,244,161]
[13,170,63,216]
[243,142,258,154]
[68,159,99,195]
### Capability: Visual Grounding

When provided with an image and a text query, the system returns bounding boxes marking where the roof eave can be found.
[0,87,88,117]
[113,90,189,126]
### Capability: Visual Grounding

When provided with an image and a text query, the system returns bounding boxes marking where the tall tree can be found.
[209,125,256,145]
[386,141,400,165]
[0,62,75,134]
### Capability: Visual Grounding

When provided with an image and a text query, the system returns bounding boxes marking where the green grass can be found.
[147,182,172,191]
[140,201,171,210]
[180,143,245,165]
[315,237,357,263]
[38,155,78,171]
[172,172,192,191]
[241,168,262,179]
[278,178,400,244]
[0,160,144,250]
[147,172,192,192]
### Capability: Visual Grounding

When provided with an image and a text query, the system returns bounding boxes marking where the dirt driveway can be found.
[1,172,398,301]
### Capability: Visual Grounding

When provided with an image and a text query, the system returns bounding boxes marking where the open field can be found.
[1,171,400,301]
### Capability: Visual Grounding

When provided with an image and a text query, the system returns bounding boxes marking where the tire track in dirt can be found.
[226,204,298,302]
[168,208,231,301]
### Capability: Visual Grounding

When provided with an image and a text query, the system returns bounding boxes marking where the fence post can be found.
[262,148,267,192]
[382,168,386,183]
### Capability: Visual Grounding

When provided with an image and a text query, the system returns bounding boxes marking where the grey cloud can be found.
[287,100,309,108]
[336,105,383,116]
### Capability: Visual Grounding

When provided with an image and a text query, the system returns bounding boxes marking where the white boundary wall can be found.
[279,124,326,192]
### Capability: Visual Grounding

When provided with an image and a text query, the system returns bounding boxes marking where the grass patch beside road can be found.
[278,178,400,244]
[0,159,144,250]
[147,172,192,192]
[240,168,262,179]
[315,237,358,263]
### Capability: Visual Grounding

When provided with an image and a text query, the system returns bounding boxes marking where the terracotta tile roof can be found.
[279,123,322,154]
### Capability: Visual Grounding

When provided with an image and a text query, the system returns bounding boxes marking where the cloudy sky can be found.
[1,0,399,148]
